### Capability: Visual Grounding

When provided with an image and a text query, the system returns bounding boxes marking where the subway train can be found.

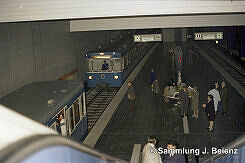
[0,80,88,142]
[0,104,127,163]
[85,39,152,87]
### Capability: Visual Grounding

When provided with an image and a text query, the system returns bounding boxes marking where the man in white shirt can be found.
[208,84,221,112]
[142,136,162,163]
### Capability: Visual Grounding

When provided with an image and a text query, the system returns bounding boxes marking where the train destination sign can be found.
[194,32,223,40]
[134,34,162,42]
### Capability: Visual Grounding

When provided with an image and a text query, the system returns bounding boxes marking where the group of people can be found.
[127,68,230,133]
[163,82,177,103]
[150,68,230,132]
[178,84,200,119]
[151,69,177,103]
[150,68,200,119]
[148,68,199,120]
[203,80,229,132]
[177,80,229,132]
[142,136,186,163]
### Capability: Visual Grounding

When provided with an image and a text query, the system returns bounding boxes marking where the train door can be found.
[82,92,86,115]
[124,54,128,68]
[121,56,124,70]
[67,95,83,135]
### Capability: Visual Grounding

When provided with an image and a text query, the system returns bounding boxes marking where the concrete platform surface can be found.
[94,42,245,162]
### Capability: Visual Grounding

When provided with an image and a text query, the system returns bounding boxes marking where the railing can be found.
[0,134,128,163]
[201,134,245,163]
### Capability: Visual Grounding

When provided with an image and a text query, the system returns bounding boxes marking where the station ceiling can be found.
[1,1,245,31]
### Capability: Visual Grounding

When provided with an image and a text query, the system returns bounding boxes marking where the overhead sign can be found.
[194,32,223,40]
[134,34,162,42]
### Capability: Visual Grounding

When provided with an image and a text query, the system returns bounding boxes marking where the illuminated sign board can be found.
[194,32,223,40]
[134,34,162,42]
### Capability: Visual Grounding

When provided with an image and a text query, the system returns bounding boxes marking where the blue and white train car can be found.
[86,51,125,87]
[0,80,88,142]
[85,38,152,88]
[0,105,127,163]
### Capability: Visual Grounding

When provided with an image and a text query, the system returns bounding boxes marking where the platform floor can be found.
[94,42,245,162]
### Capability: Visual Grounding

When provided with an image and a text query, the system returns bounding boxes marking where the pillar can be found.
[240,26,245,61]
[227,27,236,50]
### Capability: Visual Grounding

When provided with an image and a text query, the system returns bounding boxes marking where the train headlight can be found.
[114,75,119,80]
[88,76,93,80]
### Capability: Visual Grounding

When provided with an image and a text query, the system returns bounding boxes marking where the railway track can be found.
[86,87,119,131]
[201,44,245,87]
[196,43,245,108]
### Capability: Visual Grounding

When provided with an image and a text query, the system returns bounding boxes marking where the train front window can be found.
[92,59,112,72]
[87,59,93,72]
[112,59,122,71]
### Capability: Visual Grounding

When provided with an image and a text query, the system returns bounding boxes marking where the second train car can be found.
[86,41,151,87]
[0,80,88,142]
[86,51,125,87]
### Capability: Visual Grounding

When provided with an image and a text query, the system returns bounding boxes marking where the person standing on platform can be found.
[163,83,171,103]
[150,68,156,91]
[142,136,162,163]
[162,140,186,163]
[203,95,215,132]
[168,82,177,97]
[191,86,199,118]
[153,79,160,101]
[208,84,221,113]
[127,81,135,112]
[220,81,229,116]
[179,84,189,117]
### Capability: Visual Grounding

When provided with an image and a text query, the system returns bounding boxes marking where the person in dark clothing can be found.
[220,81,229,116]
[179,84,189,117]
[150,68,156,91]
[101,60,109,70]
[162,140,186,163]
[127,81,135,112]
[203,95,215,132]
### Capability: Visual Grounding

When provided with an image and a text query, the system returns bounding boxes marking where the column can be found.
[240,26,245,61]
[227,27,236,50]
[218,26,227,48]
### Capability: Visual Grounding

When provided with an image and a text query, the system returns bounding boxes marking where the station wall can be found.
[162,28,187,42]
[0,21,127,98]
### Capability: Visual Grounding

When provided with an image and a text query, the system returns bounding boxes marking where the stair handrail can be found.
[201,134,245,162]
